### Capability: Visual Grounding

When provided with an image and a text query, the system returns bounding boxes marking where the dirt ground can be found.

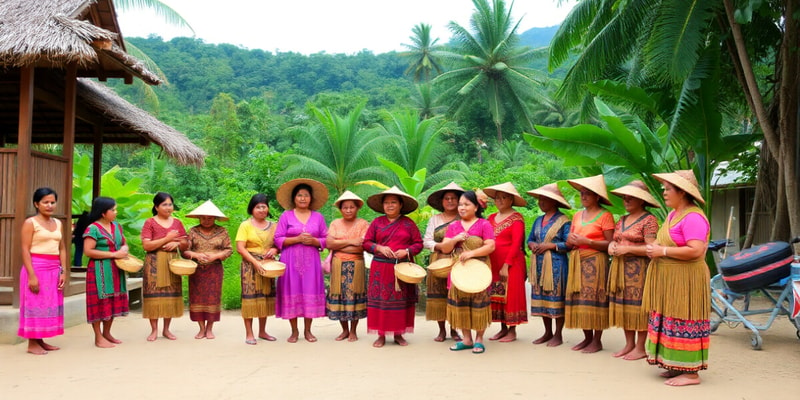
[1,307,798,400]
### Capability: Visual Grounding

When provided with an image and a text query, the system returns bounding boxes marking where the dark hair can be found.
[151,192,177,216]
[247,193,269,215]
[88,197,116,223]
[291,183,313,207]
[460,191,484,219]
[32,187,57,204]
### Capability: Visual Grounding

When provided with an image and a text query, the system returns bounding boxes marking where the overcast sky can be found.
[117,0,576,55]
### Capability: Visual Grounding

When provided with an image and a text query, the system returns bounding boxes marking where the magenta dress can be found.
[274,210,327,319]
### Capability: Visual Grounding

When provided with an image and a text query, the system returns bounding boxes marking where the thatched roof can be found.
[77,78,205,166]
[0,0,160,84]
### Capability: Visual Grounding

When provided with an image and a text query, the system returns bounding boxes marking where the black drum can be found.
[718,242,793,292]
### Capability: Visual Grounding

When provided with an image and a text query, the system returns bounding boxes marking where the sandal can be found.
[245,339,257,345]
[472,343,486,354]
[449,342,474,351]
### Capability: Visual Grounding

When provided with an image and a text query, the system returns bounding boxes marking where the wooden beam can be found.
[12,66,34,308]
[62,64,77,293]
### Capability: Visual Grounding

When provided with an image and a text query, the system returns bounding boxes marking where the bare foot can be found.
[27,343,47,355]
[304,332,318,342]
[581,342,603,353]
[489,330,508,341]
[498,332,517,343]
[195,331,206,339]
[612,345,634,358]
[532,333,553,344]
[95,338,115,348]
[665,374,700,386]
[623,349,646,360]
[393,335,408,346]
[162,330,177,340]
[348,332,358,342]
[373,336,386,348]
[103,334,122,344]
[450,330,462,342]
[259,333,276,341]
[39,340,60,351]
[205,331,216,340]
[571,338,591,351]
[546,336,564,347]
[660,370,683,378]
[433,332,446,342]
[287,333,299,343]
[146,332,158,342]
[335,331,349,341]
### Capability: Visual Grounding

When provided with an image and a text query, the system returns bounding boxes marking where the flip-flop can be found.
[449,342,474,351]
[245,339,257,345]
[472,343,486,354]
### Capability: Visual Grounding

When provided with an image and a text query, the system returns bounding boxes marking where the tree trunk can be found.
[495,121,503,143]
[779,0,800,241]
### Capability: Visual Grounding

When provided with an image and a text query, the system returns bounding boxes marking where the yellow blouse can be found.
[235,219,276,254]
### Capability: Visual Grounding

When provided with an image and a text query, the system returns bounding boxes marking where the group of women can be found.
[18,170,711,386]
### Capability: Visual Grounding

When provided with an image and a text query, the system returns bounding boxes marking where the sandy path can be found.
[1,308,798,400]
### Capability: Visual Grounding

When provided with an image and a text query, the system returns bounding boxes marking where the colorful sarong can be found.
[18,254,64,338]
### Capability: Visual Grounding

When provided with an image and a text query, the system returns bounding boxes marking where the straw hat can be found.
[366,186,419,215]
[333,190,364,209]
[483,182,527,207]
[527,183,571,210]
[276,178,329,210]
[426,182,465,212]
[450,259,492,293]
[610,180,661,208]
[185,200,229,221]
[653,170,705,205]
[567,175,612,206]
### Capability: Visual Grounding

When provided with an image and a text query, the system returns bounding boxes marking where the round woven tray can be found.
[115,255,143,273]
[427,257,454,278]
[450,259,491,293]
[258,260,286,278]
[169,258,197,275]
[395,262,426,284]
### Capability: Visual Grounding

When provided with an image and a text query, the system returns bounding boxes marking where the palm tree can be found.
[401,23,444,82]
[115,0,194,34]
[433,0,546,142]
[281,104,390,197]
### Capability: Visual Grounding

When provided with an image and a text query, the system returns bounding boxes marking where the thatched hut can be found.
[0,0,205,308]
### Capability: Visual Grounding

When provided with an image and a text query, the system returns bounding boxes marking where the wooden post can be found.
[12,66,34,308]
[92,125,103,199]
[63,64,76,294]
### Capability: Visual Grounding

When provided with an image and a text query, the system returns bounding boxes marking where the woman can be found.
[564,175,615,353]
[274,178,329,343]
[643,170,710,386]
[363,186,423,348]
[83,196,130,348]
[526,183,572,347]
[184,200,233,340]
[484,182,528,342]
[608,181,659,360]
[19,187,68,355]
[440,191,496,354]
[326,190,370,341]
[423,182,464,342]
[141,192,187,341]
[236,194,279,345]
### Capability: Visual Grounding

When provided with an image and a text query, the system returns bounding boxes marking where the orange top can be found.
[328,218,369,262]
[29,217,62,255]
[570,210,614,250]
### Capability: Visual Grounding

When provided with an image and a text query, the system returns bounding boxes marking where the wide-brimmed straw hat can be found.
[527,183,571,210]
[367,186,419,215]
[276,178,329,210]
[426,182,465,212]
[185,200,228,221]
[483,182,527,207]
[653,170,705,205]
[333,190,364,209]
[567,175,612,206]
[610,180,661,208]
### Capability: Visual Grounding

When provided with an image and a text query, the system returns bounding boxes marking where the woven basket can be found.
[169,257,197,275]
[258,260,286,278]
[115,255,143,273]
[427,257,454,278]
[450,259,491,293]
[395,262,426,284]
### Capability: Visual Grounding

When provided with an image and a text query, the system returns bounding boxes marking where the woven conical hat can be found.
[185,200,228,221]
[610,180,661,208]
[367,186,419,214]
[483,182,527,207]
[450,259,492,293]
[527,183,571,209]
[567,175,612,206]
[276,178,329,210]
[653,170,704,205]
[333,190,364,209]
[426,182,465,212]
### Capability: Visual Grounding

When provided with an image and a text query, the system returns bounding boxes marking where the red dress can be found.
[488,212,528,326]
